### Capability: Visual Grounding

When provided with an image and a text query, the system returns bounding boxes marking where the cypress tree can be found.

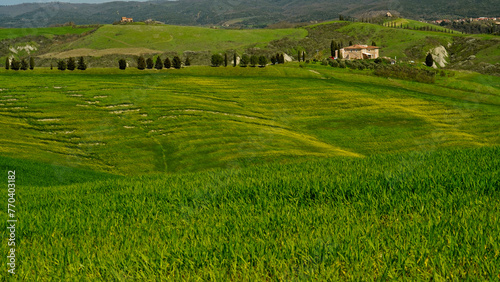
[371,41,376,46]
[224,53,228,67]
[271,56,277,65]
[5,58,9,70]
[137,56,146,70]
[155,56,163,70]
[233,53,237,67]
[146,58,154,69]
[57,60,66,71]
[302,51,305,62]
[172,56,182,69]
[276,53,280,64]
[164,57,171,69]
[67,57,76,71]
[425,53,434,67]
[349,41,353,46]
[330,40,335,57]
[20,58,28,70]
[280,54,285,64]
[298,50,301,62]
[11,59,20,71]
[185,57,191,66]
[77,56,87,70]
[29,57,35,70]
[50,63,53,70]
[118,59,127,70]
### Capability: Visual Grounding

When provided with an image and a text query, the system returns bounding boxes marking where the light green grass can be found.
[0,26,94,41]
[0,147,498,279]
[60,24,308,53]
[0,64,498,175]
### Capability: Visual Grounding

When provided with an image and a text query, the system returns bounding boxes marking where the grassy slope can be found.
[0,26,94,41]
[58,24,308,53]
[0,64,499,175]
[0,147,498,279]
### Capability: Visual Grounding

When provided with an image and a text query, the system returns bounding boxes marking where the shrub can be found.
[10,59,20,70]
[211,54,224,67]
[240,54,249,67]
[5,58,9,70]
[118,59,127,70]
[137,56,146,70]
[20,58,28,70]
[425,53,434,67]
[250,55,258,67]
[258,56,267,67]
[185,57,191,66]
[374,64,436,83]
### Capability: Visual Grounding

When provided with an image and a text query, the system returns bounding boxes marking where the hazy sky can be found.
[1,0,152,5]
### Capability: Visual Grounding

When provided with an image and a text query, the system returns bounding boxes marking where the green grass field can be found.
[57,24,307,54]
[0,64,499,279]
[0,26,94,41]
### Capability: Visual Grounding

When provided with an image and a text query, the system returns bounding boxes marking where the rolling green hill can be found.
[1,64,498,175]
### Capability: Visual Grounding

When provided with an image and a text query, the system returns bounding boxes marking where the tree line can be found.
[4,57,35,71]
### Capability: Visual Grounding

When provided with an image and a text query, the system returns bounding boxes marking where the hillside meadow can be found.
[0,63,499,279]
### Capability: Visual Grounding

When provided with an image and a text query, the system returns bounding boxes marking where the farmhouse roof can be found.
[343,45,380,50]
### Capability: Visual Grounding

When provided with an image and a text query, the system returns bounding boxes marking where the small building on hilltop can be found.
[121,17,133,23]
[337,45,380,60]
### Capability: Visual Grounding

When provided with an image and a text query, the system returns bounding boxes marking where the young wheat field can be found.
[0,63,499,279]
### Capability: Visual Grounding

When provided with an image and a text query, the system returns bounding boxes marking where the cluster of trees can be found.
[210,53,286,67]
[134,56,188,70]
[5,57,35,71]
[56,57,87,71]
[384,22,457,34]
[440,21,500,35]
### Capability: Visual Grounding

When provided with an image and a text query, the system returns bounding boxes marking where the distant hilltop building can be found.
[121,17,133,23]
[337,45,380,60]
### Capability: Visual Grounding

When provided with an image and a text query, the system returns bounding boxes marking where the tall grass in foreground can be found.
[1,147,499,280]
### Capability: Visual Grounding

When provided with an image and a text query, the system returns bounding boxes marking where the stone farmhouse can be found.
[121,17,133,23]
[336,45,380,60]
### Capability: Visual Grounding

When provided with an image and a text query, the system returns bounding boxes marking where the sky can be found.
[1,0,152,5]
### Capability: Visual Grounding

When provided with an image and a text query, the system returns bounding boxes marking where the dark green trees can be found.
[137,56,146,70]
[425,53,434,67]
[5,58,9,70]
[20,58,28,70]
[57,60,67,71]
[250,55,258,67]
[298,50,301,62]
[155,56,163,70]
[77,56,87,70]
[164,57,171,69]
[233,53,237,67]
[302,51,305,62]
[224,53,228,67]
[240,54,249,67]
[371,41,377,46]
[172,56,182,69]
[10,59,20,70]
[211,54,224,67]
[258,56,267,67]
[29,57,35,70]
[67,57,76,71]
[146,58,154,69]
[185,57,191,66]
[119,59,127,70]
[271,55,277,65]
[330,40,335,57]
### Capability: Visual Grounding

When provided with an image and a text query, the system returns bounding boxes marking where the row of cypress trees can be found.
[210,53,285,67]
[5,57,35,71]
[134,56,189,70]
[55,57,87,71]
